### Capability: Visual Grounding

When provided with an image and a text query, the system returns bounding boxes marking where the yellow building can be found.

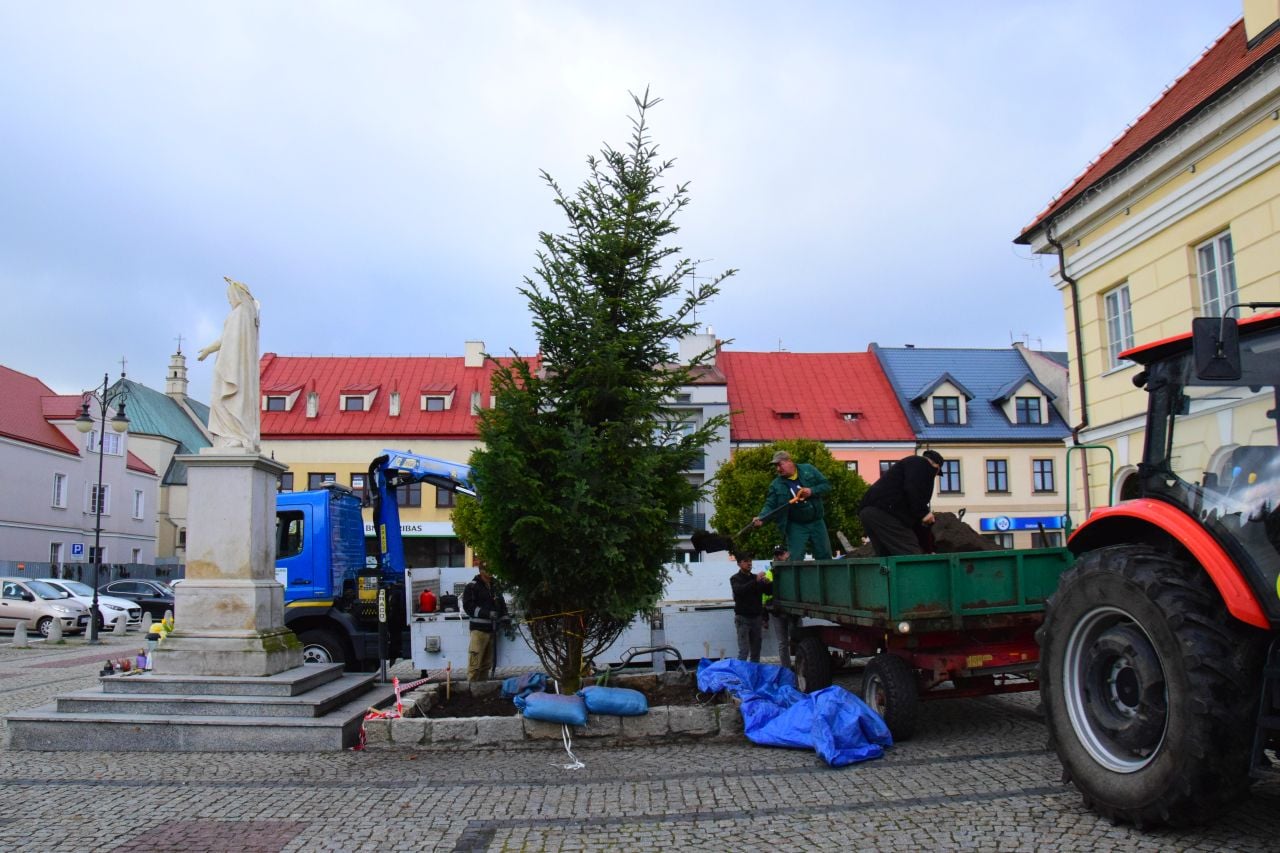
[1017,5,1280,516]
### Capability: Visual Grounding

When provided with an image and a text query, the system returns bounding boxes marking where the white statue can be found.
[198,277,261,452]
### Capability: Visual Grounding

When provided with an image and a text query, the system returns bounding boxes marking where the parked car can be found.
[0,577,91,637]
[42,579,143,631]
[98,579,175,620]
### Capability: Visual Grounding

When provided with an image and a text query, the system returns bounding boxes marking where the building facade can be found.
[1017,6,1280,515]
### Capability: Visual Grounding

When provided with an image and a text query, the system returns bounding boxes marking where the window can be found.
[982,533,1014,549]
[436,487,457,508]
[278,472,294,493]
[89,546,106,565]
[1032,531,1063,548]
[266,396,288,412]
[985,459,1008,493]
[350,473,367,502]
[938,460,962,494]
[277,510,305,559]
[845,461,859,473]
[1104,284,1134,369]
[49,542,63,568]
[52,473,67,508]
[308,473,336,490]
[396,482,422,507]
[674,393,691,404]
[131,548,141,563]
[87,430,123,456]
[879,460,894,475]
[933,396,960,424]
[89,483,110,515]
[1197,231,1237,318]
[1033,459,1056,493]
[178,528,187,548]
[424,396,446,411]
[1015,397,1042,424]
[132,489,144,519]
[342,396,365,412]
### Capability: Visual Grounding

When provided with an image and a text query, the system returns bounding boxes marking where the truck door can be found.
[275,506,316,595]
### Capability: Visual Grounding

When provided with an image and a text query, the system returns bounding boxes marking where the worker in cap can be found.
[763,545,794,669]
[752,449,833,559]
[857,449,945,556]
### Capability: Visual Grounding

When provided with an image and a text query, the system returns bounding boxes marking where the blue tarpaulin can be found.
[697,658,892,767]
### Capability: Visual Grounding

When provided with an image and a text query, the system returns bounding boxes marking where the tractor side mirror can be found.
[1192,316,1242,381]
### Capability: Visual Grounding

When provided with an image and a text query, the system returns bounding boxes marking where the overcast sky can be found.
[0,2,1246,397]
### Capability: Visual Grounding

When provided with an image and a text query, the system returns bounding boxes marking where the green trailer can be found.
[769,547,1074,740]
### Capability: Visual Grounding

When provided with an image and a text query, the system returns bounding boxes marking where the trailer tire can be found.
[298,629,349,668]
[863,653,918,741]
[1038,545,1263,828]
[795,634,832,693]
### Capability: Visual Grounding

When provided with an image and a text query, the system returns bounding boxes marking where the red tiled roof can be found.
[0,366,81,455]
[1018,18,1280,242]
[716,351,915,442]
[260,354,538,439]
[126,451,156,475]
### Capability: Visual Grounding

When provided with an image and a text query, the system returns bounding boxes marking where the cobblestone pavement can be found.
[2,637,1278,852]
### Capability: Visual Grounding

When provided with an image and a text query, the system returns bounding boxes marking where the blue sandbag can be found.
[514,691,589,727]
[697,657,892,767]
[502,672,548,700]
[578,685,649,716]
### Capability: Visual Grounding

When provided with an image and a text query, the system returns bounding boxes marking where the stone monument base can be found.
[151,629,302,677]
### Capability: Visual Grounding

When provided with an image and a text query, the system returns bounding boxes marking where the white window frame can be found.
[88,483,110,515]
[52,472,68,508]
[1196,231,1237,318]
[1103,284,1135,370]
[132,489,145,520]
[131,548,141,563]
[87,429,123,456]
[49,542,64,568]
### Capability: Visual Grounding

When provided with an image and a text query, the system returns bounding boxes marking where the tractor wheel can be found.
[863,653,918,741]
[1038,544,1263,827]
[794,634,832,693]
[298,629,349,668]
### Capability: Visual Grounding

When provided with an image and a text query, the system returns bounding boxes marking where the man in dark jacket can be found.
[752,450,833,559]
[858,449,944,556]
[462,560,508,681]
[729,553,771,662]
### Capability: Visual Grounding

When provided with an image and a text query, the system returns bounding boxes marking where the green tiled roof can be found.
[111,378,211,455]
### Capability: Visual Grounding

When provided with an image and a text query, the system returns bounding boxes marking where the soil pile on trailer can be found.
[848,512,995,557]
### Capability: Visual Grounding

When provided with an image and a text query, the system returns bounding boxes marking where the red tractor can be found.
[1040,306,1280,827]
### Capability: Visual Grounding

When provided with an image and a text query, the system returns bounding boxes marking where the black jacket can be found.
[860,455,937,524]
[730,569,771,618]
[462,574,507,633]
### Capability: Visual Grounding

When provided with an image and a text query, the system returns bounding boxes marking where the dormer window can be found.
[339,386,378,413]
[420,384,456,411]
[261,386,302,412]
[1015,396,1043,424]
[424,396,448,411]
[775,410,799,420]
[838,410,861,422]
[932,397,961,424]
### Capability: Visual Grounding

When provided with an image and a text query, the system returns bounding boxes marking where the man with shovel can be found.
[752,450,832,559]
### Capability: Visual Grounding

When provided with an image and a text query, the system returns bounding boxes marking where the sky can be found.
[0,1,1248,398]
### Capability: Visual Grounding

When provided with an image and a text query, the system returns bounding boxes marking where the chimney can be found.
[677,332,717,365]
[165,350,189,400]
[464,340,485,368]
[1245,0,1280,43]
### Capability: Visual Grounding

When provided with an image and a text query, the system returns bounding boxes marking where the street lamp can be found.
[74,373,129,645]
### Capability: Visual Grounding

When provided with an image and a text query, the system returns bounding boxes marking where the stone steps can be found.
[5,666,393,752]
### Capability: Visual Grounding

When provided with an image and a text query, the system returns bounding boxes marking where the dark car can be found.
[98,580,175,620]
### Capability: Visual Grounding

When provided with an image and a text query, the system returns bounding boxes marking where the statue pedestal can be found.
[152,451,301,677]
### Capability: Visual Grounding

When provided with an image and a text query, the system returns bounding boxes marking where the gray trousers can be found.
[735,614,762,663]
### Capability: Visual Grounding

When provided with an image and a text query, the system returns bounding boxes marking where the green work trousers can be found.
[785,518,832,560]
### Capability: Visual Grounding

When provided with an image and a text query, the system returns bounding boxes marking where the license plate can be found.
[77,616,89,625]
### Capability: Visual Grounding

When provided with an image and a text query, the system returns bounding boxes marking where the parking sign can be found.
[71,543,84,557]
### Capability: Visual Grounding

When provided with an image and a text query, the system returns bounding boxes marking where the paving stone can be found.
[474,715,523,744]
[391,717,428,746]
[668,706,717,735]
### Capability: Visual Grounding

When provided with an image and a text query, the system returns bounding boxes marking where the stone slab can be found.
[55,672,374,718]
[668,706,718,735]
[474,715,523,744]
[101,663,343,696]
[390,717,428,745]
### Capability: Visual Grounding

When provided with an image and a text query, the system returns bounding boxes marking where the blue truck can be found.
[274,450,476,670]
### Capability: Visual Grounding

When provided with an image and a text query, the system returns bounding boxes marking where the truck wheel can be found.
[298,629,348,667]
[1038,545,1263,827]
[795,634,832,693]
[863,653,918,741]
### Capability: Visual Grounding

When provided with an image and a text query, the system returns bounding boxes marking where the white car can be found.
[42,579,143,632]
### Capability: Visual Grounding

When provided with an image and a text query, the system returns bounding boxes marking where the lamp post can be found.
[74,373,129,645]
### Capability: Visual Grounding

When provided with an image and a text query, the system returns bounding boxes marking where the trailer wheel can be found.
[298,629,348,668]
[795,634,832,692]
[1039,545,1263,827]
[863,653,918,741]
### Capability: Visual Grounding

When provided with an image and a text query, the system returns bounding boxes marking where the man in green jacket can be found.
[752,450,833,559]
